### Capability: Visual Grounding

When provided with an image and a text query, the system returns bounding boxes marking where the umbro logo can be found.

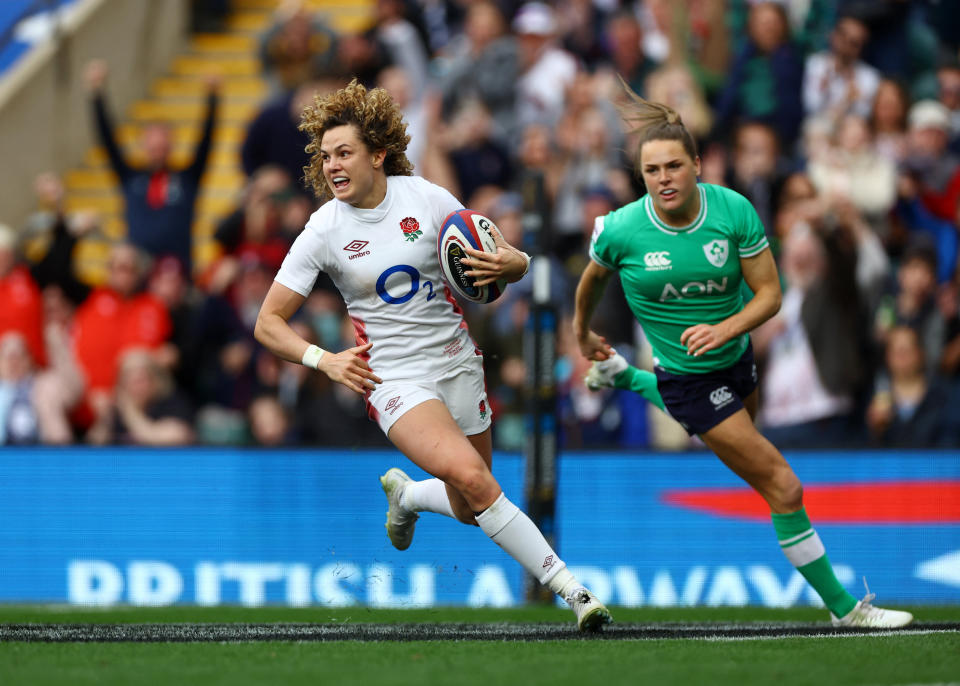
[344,240,371,260]
[384,395,404,415]
[710,386,734,409]
[643,251,672,270]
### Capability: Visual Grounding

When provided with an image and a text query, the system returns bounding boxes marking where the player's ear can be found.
[371,148,387,170]
[693,155,702,177]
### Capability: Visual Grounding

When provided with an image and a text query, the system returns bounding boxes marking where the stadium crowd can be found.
[1,0,960,451]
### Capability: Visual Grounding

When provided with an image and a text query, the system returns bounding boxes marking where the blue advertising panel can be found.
[557,452,960,608]
[0,448,957,607]
[0,448,525,607]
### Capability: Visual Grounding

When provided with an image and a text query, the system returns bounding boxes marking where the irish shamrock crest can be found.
[400,217,422,242]
[703,239,729,268]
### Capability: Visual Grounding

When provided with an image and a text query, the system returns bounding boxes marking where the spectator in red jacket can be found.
[72,243,171,429]
[0,224,44,367]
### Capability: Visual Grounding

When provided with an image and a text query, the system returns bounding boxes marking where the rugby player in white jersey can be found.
[254,80,611,630]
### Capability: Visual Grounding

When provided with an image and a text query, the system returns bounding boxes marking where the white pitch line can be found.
[693,629,959,642]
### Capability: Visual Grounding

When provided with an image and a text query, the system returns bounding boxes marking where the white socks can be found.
[397,483,578,598]
[399,478,456,519]
[475,493,568,589]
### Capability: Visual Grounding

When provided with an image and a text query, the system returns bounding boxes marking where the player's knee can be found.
[781,477,803,512]
[771,468,803,512]
[449,465,497,509]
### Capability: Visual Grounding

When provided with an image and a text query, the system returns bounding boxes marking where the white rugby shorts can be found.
[367,354,492,437]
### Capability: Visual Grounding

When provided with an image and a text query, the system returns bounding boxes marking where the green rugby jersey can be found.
[589,183,769,374]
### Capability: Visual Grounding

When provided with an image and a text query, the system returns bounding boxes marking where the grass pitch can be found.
[0,605,957,686]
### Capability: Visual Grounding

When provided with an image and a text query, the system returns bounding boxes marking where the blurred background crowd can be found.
[2,0,960,451]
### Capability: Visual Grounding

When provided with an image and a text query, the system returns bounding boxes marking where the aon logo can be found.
[659,277,728,302]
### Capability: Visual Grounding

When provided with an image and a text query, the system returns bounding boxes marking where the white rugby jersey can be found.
[275,175,476,382]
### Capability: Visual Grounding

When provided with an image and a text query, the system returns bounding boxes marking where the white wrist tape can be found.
[301,344,326,369]
[519,251,531,277]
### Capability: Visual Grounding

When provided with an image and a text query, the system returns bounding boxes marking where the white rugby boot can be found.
[379,468,419,551]
[584,352,629,391]
[831,581,913,628]
[564,586,613,632]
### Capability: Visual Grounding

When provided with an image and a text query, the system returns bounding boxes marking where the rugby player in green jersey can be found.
[573,89,912,628]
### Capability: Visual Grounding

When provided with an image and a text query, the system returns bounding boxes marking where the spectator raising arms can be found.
[84,59,219,274]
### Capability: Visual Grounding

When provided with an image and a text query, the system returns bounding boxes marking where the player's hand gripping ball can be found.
[437,209,508,304]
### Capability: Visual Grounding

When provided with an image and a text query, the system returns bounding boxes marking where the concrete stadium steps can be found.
[150,76,267,99]
[190,33,258,53]
[171,54,261,78]
[127,100,259,125]
[229,0,375,34]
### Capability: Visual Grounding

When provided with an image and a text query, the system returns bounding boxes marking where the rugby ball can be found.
[437,209,508,304]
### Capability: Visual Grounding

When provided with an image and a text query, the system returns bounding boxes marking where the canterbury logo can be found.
[542,555,555,569]
[643,251,672,269]
[710,386,734,408]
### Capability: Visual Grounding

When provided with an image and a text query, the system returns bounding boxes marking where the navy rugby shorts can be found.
[654,342,759,436]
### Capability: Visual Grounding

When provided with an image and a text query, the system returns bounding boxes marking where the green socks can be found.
[612,366,666,411]
[771,507,858,618]
[611,366,858,616]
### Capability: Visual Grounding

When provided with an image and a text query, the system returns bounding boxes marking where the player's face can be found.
[320,124,388,209]
[639,139,701,221]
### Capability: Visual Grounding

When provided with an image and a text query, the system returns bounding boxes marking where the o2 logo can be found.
[376,264,436,305]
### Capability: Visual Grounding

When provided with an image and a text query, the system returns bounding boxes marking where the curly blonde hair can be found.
[299,79,413,200]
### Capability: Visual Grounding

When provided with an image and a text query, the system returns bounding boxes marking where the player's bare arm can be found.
[255,281,382,395]
[573,260,616,361]
[681,249,783,357]
[461,226,530,285]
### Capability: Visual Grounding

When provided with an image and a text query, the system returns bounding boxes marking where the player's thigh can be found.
[743,387,759,421]
[467,427,492,469]
[388,398,493,486]
[437,354,493,440]
[700,408,795,493]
